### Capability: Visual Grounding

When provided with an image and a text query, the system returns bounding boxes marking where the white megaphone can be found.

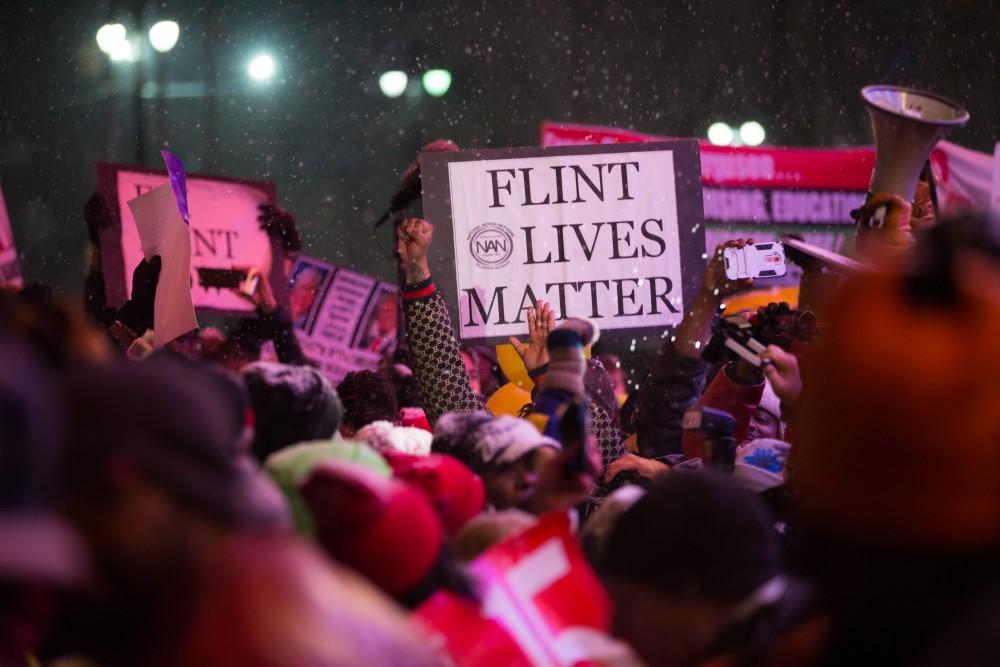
[860,85,969,228]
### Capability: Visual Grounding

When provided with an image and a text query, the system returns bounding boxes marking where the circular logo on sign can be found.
[468,223,514,269]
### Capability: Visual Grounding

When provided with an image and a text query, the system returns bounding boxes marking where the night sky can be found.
[1,0,998,295]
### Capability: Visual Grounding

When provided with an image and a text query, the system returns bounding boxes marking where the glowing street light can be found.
[422,69,452,97]
[109,37,139,63]
[148,20,180,53]
[739,121,766,146]
[707,122,734,146]
[96,23,127,55]
[248,53,276,81]
[379,70,408,98]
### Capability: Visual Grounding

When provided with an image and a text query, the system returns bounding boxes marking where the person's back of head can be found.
[602,472,784,667]
[337,370,398,437]
[579,485,645,569]
[242,362,342,461]
[172,534,445,667]
[64,357,288,537]
[0,285,110,369]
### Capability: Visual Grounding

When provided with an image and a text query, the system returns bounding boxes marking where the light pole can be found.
[148,21,179,150]
[95,17,180,165]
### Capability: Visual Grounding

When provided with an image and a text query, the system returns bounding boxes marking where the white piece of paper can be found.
[127,184,199,347]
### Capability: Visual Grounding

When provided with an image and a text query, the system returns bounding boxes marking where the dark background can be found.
[1,0,998,296]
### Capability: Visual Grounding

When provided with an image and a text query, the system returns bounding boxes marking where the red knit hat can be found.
[383,452,486,535]
[299,461,444,597]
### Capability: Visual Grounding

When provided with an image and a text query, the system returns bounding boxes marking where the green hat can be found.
[265,439,391,534]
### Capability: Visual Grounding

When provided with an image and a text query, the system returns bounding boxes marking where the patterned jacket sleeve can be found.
[401,277,484,425]
[588,395,627,468]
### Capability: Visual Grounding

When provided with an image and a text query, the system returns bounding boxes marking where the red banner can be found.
[541,122,996,291]
[542,122,874,190]
[416,512,637,667]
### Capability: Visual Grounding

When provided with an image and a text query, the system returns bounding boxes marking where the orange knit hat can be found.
[793,255,1000,548]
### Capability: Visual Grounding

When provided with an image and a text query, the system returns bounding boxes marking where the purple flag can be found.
[161,150,190,226]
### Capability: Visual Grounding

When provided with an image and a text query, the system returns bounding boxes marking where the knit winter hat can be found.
[473,415,561,469]
[732,439,790,494]
[543,318,599,398]
[355,420,433,456]
[242,362,342,462]
[603,472,781,601]
[794,262,1000,547]
[300,461,444,598]
[398,406,432,432]
[383,451,485,535]
[432,411,495,465]
[265,439,391,534]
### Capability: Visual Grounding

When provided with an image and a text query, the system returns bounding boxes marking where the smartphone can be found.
[242,275,261,296]
[197,267,247,289]
[723,242,787,280]
[241,268,261,296]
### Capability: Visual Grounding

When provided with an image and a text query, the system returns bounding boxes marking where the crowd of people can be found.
[1,161,999,667]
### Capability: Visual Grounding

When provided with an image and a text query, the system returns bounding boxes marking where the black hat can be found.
[242,362,342,461]
[603,471,780,601]
[64,357,287,530]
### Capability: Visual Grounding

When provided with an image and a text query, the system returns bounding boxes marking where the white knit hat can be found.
[732,438,791,493]
[355,420,433,456]
[474,415,561,467]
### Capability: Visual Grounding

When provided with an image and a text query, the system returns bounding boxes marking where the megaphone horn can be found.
[860,85,969,229]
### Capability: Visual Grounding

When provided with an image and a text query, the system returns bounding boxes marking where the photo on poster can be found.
[288,258,333,335]
[355,285,400,356]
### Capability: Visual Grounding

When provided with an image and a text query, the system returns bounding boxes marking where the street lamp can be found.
[96,23,127,54]
[109,37,139,63]
[707,122,734,146]
[739,121,766,147]
[148,20,180,53]
[248,53,276,81]
[379,70,408,98]
[422,69,452,97]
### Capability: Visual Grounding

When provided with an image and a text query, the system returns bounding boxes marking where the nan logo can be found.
[468,223,514,269]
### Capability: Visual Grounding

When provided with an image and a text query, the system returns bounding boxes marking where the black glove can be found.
[116,256,161,334]
[258,204,302,253]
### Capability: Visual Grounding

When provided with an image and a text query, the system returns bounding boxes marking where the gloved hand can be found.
[116,256,161,335]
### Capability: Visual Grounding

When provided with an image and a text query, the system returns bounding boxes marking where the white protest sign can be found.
[0,179,22,287]
[421,142,706,343]
[99,164,274,312]
[127,183,199,346]
[288,255,398,384]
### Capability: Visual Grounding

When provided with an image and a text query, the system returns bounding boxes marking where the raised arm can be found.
[397,218,483,424]
[635,240,753,458]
